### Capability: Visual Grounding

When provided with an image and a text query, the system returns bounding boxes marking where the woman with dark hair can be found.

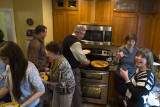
[120,48,156,106]
[0,29,11,103]
[114,33,139,106]
[0,41,45,107]
[40,41,75,107]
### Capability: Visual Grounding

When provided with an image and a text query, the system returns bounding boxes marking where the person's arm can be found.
[28,42,45,72]
[20,90,45,107]
[0,87,9,98]
[22,62,45,107]
[70,42,90,65]
[114,49,124,63]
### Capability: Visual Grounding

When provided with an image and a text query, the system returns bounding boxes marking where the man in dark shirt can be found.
[62,25,90,107]
[27,25,48,72]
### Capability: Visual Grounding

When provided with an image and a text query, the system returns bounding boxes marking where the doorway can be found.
[0,8,16,42]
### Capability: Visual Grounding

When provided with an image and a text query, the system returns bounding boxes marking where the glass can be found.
[56,0,64,7]
[121,65,128,71]
[117,2,136,9]
[68,0,76,7]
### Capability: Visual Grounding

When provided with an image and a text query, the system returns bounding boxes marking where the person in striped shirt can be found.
[120,48,156,107]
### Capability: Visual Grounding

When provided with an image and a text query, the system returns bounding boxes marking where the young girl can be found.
[0,41,45,107]
[120,48,156,107]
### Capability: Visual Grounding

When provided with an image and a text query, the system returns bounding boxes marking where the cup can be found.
[121,65,128,71]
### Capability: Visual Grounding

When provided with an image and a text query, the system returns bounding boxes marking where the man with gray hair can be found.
[62,25,90,107]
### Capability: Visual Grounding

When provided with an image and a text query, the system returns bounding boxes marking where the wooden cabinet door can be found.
[53,0,78,10]
[80,0,96,24]
[95,0,113,25]
[53,0,66,9]
[53,10,66,42]
[136,14,156,49]
[152,14,160,55]
[114,0,139,12]
[112,13,138,46]
[66,11,79,36]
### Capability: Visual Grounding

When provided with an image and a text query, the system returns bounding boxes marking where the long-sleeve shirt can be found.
[124,68,156,107]
[4,61,45,107]
[0,59,6,89]
[70,42,88,65]
[27,36,47,72]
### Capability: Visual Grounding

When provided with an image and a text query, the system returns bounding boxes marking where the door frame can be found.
[0,8,17,43]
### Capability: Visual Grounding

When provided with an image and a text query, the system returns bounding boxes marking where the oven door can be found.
[81,69,109,83]
[81,81,108,104]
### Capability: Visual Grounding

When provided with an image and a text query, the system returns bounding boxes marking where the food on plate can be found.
[91,60,109,68]
[82,49,91,54]
[40,75,48,81]
[1,102,19,107]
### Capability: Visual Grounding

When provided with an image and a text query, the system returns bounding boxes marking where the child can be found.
[120,48,156,107]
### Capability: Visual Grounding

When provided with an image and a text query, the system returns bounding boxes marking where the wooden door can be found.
[152,14,160,55]
[136,14,156,49]
[80,0,96,24]
[66,11,79,36]
[112,13,138,46]
[53,10,66,42]
[95,0,113,25]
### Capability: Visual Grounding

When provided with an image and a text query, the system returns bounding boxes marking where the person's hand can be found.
[117,49,124,59]
[45,67,49,72]
[39,72,45,76]
[120,68,130,82]
[158,54,160,60]
[0,74,3,81]
[42,79,49,85]
[158,94,160,100]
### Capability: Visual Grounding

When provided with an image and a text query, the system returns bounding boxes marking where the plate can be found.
[1,102,19,107]
[41,75,48,81]
[82,49,91,54]
[91,60,109,68]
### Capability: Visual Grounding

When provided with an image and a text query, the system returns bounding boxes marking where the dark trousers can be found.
[71,68,82,107]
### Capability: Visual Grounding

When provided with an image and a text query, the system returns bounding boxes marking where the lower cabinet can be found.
[53,10,79,42]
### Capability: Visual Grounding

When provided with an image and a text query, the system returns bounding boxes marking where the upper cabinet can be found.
[140,0,159,13]
[114,0,139,12]
[53,0,78,10]
[80,0,113,25]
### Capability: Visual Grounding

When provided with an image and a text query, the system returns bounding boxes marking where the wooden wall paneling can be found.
[151,14,160,55]
[80,0,95,24]
[112,13,138,46]
[66,11,79,36]
[53,10,66,42]
[136,14,156,49]
[95,0,113,25]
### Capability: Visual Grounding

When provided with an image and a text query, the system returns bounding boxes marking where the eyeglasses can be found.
[77,32,85,36]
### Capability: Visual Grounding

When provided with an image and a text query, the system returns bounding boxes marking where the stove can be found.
[80,48,113,105]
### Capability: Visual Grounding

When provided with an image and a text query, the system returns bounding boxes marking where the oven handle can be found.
[84,84,107,87]
[82,72,108,75]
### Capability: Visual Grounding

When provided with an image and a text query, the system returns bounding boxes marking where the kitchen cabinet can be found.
[80,0,113,25]
[140,0,159,13]
[53,10,79,42]
[136,14,156,49]
[112,13,138,46]
[53,0,78,10]
[152,14,160,56]
[114,0,139,12]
